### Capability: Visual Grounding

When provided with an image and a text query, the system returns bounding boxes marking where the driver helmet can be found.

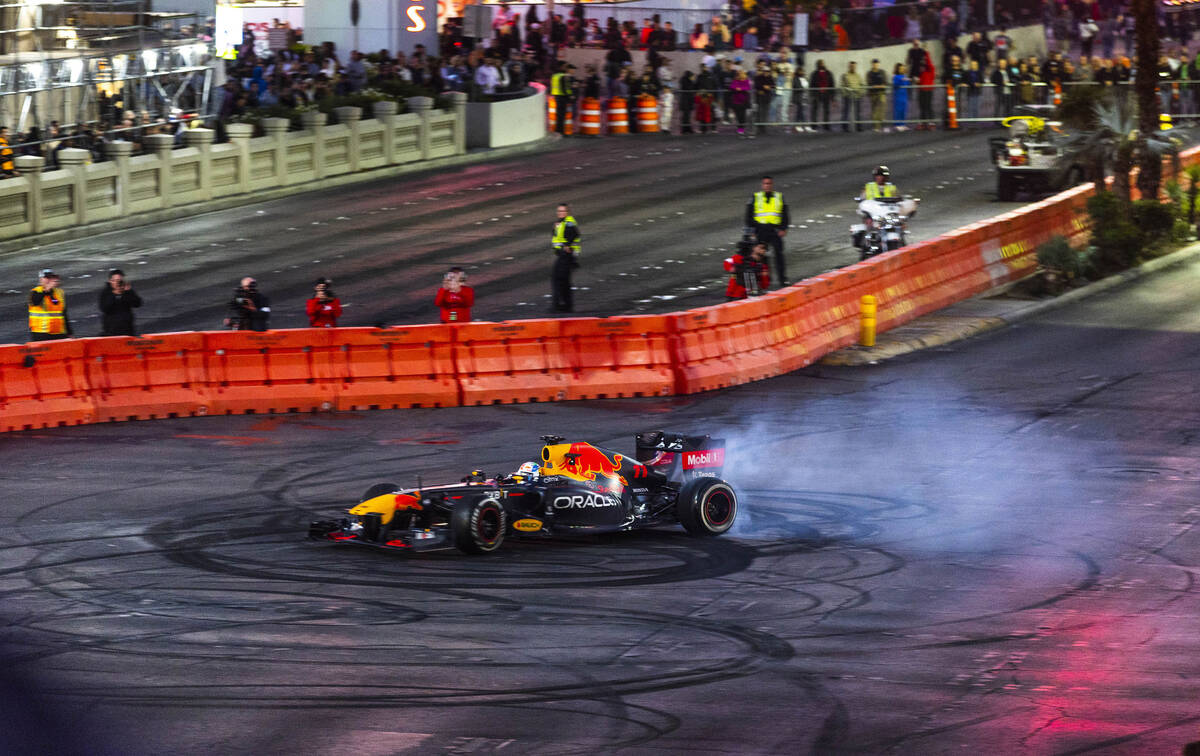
[517,461,541,479]
[873,165,890,181]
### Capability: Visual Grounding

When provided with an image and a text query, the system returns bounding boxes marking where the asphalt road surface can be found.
[2,257,1199,755]
[3,128,1024,344]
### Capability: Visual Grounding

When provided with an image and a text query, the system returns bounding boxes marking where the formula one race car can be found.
[308,431,737,554]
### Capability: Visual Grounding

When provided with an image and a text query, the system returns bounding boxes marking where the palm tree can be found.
[1132,0,1163,199]
[1061,98,1178,204]
[1061,99,1137,202]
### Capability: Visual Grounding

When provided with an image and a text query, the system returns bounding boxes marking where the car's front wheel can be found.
[452,497,507,554]
[676,478,738,537]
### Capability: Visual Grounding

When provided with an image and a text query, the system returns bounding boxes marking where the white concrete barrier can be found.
[0,93,474,241]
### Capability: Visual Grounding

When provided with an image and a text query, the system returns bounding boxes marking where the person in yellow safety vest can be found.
[551,203,581,313]
[863,165,899,200]
[551,63,577,136]
[29,268,71,341]
[0,126,15,176]
[744,175,790,285]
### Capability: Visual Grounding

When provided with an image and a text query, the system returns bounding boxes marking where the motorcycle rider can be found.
[862,165,898,200]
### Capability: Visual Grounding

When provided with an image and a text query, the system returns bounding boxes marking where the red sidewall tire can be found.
[677,478,738,537]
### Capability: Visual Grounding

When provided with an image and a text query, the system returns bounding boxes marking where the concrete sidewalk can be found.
[822,241,1200,365]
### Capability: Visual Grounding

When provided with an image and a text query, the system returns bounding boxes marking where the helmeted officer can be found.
[551,203,580,313]
[744,175,790,286]
[28,269,71,341]
[863,165,899,200]
[551,63,576,135]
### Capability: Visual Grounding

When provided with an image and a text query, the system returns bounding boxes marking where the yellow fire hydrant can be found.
[859,295,877,347]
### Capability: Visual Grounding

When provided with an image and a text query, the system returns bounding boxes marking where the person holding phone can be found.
[98,269,143,336]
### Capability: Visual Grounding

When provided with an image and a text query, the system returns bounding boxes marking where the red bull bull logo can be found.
[543,442,643,485]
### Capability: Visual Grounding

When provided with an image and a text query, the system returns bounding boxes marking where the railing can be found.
[591,80,1191,131]
[0,96,467,238]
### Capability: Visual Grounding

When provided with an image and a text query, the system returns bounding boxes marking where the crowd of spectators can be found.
[6,0,1200,177]
[458,0,1044,54]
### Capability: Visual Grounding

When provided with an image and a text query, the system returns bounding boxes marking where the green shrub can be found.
[1172,218,1192,243]
[1091,222,1144,275]
[1165,179,1184,218]
[1131,199,1176,246]
[1087,190,1148,275]
[1036,235,1084,278]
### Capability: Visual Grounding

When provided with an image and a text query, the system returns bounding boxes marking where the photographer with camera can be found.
[223,276,270,331]
[723,240,770,300]
[306,277,342,328]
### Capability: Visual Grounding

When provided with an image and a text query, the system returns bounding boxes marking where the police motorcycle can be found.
[850,166,920,261]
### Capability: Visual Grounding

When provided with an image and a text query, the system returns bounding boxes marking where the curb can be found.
[0,136,560,257]
[822,240,1200,366]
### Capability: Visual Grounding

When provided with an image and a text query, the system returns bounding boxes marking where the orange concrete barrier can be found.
[579,97,602,136]
[607,97,629,134]
[0,340,95,432]
[85,332,207,422]
[0,164,1125,433]
[634,94,659,133]
[547,96,575,135]
[454,320,568,405]
[202,329,335,415]
[330,326,457,410]
[558,316,674,400]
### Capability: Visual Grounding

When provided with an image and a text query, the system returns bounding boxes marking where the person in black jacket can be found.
[224,276,271,331]
[98,269,143,336]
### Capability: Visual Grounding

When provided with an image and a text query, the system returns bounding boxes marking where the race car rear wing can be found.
[634,430,726,482]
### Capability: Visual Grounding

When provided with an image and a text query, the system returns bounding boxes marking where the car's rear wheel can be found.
[452,497,507,554]
[676,478,738,537]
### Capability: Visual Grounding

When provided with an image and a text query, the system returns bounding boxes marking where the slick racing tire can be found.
[676,478,738,537]
[362,482,399,501]
[452,497,507,554]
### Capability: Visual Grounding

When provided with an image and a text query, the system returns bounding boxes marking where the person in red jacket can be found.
[306,277,342,327]
[435,267,474,323]
[724,242,770,300]
[916,50,936,129]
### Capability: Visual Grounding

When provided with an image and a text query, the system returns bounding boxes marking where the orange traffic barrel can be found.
[547,96,574,135]
[579,97,602,136]
[607,97,629,134]
[634,94,659,133]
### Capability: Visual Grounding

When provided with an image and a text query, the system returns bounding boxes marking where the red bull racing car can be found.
[308,430,737,554]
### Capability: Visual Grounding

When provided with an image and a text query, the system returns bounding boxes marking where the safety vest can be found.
[752,191,783,225]
[863,181,897,200]
[552,215,581,253]
[29,286,67,334]
[551,72,572,97]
